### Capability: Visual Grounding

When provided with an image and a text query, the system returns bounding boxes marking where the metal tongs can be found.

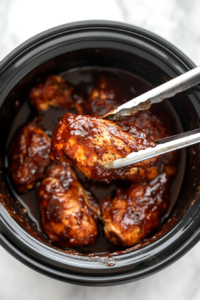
[103,66,200,170]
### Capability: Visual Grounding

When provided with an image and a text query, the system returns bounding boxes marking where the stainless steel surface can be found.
[104,128,200,169]
[103,66,200,121]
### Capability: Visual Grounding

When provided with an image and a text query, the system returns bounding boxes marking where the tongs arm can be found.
[103,66,200,121]
[104,128,200,170]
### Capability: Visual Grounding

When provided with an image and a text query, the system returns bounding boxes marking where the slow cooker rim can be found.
[1,20,200,285]
[0,20,195,75]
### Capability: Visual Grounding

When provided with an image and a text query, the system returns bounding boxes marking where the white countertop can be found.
[1,0,200,299]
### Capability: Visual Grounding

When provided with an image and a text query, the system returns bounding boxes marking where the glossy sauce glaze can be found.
[85,75,127,117]
[101,173,170,247]
[50,113,157,183]
[6,67,185,255]
[7,118,51,193]
[37,162,100,248]
[29,74,87,114]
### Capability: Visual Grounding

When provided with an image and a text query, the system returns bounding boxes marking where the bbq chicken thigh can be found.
[86,75,126,117]
[121,110,168,141]
[121,110,178,182]
[101,173,170,246]
[37,162,100,247]
[29,75,86,114]
[8,119,51,193]
[50,113,158,183]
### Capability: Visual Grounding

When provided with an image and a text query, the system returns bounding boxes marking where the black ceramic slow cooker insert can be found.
[1,21,200,286]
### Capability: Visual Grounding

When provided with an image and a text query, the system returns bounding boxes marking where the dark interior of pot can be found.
[1,47,200,257]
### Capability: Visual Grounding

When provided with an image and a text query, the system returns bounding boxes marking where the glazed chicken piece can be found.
[29,75,86,114]
[71,83,88,115]
[86,75,126,117]
[121,110,178,182]
[8,119,51,193]
[37,162,100,247]
[120,110,169,141]
[50,113,158,183]
[101,173,170,246]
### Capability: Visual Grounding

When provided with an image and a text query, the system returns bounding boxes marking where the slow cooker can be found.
[1,20,200,286]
